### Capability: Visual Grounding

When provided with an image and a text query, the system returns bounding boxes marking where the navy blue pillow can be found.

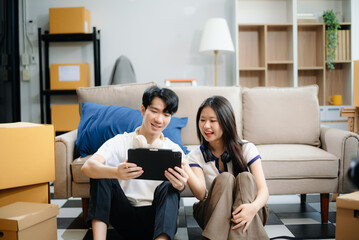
[76,102,189,157]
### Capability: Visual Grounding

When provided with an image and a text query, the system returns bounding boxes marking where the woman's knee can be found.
[235,171,257,191]
[236,171,254,183]
[213,172,235,188]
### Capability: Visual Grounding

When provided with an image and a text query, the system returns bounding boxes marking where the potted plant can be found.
[323,10,341,70]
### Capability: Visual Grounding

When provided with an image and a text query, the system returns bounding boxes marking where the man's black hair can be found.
[142,86,179,115]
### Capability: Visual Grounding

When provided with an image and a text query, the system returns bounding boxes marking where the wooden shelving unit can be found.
[236,0,353,109]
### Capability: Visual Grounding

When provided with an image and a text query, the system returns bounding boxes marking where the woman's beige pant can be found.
[193,172,269,240]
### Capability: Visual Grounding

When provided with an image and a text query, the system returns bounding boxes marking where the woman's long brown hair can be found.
[196,96,247,176]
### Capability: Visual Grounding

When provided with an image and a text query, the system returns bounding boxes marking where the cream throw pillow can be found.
[242,85,320,146]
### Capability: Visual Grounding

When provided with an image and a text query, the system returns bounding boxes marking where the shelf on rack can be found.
[267,61,293,65]
[43,90,77,95]
[326,60,352,63]
[239,67,266,71]
[298,23,324,26]
[41,33,94,42]
[298,66,324,70]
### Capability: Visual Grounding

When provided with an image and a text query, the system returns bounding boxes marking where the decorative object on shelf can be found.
[323,10,341,71]
[164,79,197,86]
[297,13,317,23]
[199,18,234,86]
[328,95,342,106]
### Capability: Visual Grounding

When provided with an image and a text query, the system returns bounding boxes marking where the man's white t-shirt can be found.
[95,131,184,207]
[187,141,261,191]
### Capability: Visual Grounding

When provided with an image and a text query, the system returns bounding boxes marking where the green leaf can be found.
[323,9,340,70]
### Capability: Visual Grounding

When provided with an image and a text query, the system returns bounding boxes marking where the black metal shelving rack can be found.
[38,27,101,124]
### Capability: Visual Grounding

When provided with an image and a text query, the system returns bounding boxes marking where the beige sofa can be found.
[54,82,359,224]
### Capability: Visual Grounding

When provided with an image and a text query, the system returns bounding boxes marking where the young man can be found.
[81,86,189,240]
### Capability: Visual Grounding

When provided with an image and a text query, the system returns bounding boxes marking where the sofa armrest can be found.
[320,127,359,193]
[54,130,77,198]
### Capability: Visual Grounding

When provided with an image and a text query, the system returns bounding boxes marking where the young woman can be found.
[185,96,269,240]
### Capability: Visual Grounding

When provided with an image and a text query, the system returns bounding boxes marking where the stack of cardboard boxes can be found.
[0,123,58,239]
[48,7,91,132]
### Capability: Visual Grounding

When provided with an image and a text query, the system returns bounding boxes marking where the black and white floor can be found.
[51,186,337,240]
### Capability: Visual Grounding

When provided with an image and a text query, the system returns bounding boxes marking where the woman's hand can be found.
[231,203,258,233]
[165,162,189,191]
[116,162,143,180]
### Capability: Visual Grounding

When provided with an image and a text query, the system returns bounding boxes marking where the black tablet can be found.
[127,148,182,181]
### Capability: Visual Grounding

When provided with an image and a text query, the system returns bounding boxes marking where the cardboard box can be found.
[336,191,359,240]
[0,123,55,190]
[51,104,80,132]
[0,183,49,208]
[50,63,90,90]
[49,7,90,34]
[0,202,58,240]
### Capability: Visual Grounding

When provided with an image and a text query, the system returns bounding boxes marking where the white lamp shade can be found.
[199,18,234,55]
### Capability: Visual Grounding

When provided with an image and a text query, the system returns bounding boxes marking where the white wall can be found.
[352,0,359,60]
[20,0,236,123]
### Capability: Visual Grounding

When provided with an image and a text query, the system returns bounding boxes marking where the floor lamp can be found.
[199,18,234,86]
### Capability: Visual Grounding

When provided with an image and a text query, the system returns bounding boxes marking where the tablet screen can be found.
[128,148,182,181]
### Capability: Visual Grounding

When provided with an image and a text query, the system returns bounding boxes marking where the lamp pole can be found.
[199,18,234,87]
[214,50,218,86]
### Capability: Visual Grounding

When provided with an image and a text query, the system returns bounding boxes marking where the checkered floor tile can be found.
[51,186,336,240]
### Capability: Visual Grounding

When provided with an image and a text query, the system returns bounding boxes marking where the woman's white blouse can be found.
[187,141,261,190]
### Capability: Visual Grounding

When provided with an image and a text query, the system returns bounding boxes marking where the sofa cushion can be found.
[76,102,189,157]
[76,82,156,114]
[242,85,320,146]
[170,86,242,145]
[72,156,91,183]
[258,144,338,179]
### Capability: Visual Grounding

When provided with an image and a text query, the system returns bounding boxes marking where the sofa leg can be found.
[82,198,89,227]
[320,193,329,224]
[300,194,306,203]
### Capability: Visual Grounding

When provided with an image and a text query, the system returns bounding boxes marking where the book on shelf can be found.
[297,13,317,23]
[346,30,350,60]
[329,30,350,62]
[340,30,346,61]
[337,30,342,61]
[335,31,339,61]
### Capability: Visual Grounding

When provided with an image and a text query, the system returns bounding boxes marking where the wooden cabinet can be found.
[235,0,354,107]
